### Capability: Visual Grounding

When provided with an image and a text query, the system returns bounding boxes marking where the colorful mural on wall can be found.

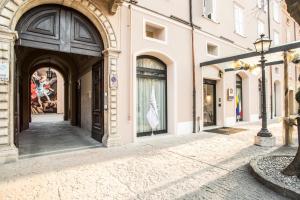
[31,68,58,114]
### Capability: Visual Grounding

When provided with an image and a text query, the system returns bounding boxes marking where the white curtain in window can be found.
[137,78,167,133]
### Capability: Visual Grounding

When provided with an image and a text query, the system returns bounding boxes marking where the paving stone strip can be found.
[0,122,296,200]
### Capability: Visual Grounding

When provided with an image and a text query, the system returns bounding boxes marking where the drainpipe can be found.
[189,0,196,133]
[128,3,133,122]
[267,0,273,119]
[294,21,297,115]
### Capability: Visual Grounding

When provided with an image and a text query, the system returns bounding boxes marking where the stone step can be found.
[0,127,8,136]
[0,135,8,145]
[0,145,18,164]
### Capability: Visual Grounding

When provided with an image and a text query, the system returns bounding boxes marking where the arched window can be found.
[137,56,167,137]
[236,74,243,121]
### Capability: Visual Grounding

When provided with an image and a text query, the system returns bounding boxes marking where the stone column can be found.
[102,48,121,147]
[0,27,18,164]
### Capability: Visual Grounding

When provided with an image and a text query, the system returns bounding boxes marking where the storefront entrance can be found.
[203,79,216,127]
[236,75,243,122]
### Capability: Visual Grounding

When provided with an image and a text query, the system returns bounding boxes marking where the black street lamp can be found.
[254,34,272,137]
[46,66,53,80]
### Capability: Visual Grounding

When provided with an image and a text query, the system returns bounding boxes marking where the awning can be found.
[200,41,300,72]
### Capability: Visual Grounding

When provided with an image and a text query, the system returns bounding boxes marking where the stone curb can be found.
[249,155,300,200]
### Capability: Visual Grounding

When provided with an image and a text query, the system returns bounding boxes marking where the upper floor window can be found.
[273,1,280,23]
[286,29,291,43]
[257,20,265,36]
[144,20,167,44]
[203,0,216,21]
[234,4,244,36]
[257,0,267,12]
[206,42,219,57]
[273,31,280,46]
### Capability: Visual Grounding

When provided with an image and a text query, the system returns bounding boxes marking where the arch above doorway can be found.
[0,0,118,49]
[15,5,104,57]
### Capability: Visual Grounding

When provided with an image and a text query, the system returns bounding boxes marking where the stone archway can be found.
[0,0,121,155]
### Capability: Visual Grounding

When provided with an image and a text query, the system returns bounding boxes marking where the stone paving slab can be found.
[0,122,297,200]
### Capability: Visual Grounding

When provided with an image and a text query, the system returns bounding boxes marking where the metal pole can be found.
[189,0,196,133]
[267,0,273,119]
[258,49,272,137]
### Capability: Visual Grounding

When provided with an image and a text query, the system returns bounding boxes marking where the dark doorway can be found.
[203,79,216,127]
[236,75,243,122]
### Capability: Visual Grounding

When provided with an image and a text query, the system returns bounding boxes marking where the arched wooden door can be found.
[14,5,105,145]
[16,5,103,56]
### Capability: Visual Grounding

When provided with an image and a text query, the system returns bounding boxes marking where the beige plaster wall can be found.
[55,70,64,114]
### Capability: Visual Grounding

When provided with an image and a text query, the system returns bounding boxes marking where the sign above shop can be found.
[0,63,9,81]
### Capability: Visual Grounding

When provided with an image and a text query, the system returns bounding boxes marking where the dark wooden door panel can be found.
[16,5,103,57]
[92,61,104,142]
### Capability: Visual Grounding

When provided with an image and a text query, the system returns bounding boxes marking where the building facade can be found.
[0,0,299,163]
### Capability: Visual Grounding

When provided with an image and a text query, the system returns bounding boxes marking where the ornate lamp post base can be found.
[257,128,272,137]
[254,135,276,147]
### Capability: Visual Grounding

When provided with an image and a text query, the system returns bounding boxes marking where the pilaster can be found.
[0,27,18,163]
[102,48,121,147]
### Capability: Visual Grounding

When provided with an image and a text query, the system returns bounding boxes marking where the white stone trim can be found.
[176,121,193,135]
[224,117,236,127]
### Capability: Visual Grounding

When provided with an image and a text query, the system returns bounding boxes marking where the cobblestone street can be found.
[0,122,298,200]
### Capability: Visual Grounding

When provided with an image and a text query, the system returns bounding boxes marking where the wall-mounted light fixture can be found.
[219,70,224,78]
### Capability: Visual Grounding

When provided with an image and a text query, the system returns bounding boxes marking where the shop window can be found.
[144,21,167,43]
[207,43,219,57]
[136,56,167,137]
